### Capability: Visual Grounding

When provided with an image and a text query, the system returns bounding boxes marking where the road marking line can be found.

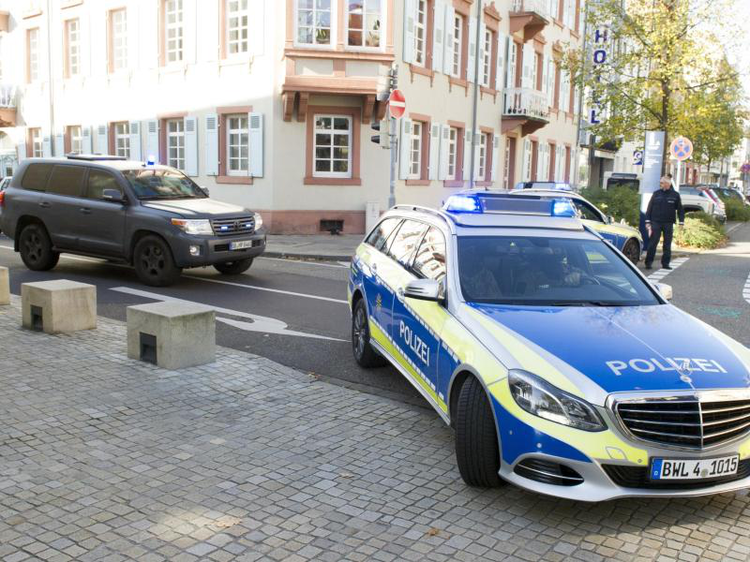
[727,223,744,235]
[647,257,689,282]
[258,256,349,269]
[744,272,750,306]
[0,244,348,305]
[110,286,346,342]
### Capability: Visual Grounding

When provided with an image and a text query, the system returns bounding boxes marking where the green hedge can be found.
[724,198,750,221]
[578,186,640,227]
[674,213,726,249]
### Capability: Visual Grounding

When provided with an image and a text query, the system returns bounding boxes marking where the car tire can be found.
[455,376,504,488]
[18,223,60,271]
[133,235,182,287]
[351,298,387,368]
[622,239,640,265]
[214,259,253,275]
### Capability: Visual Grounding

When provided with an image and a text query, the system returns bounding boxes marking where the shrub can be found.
[578,186,640,227]
[724,198,750,221]
[674,216,726,249]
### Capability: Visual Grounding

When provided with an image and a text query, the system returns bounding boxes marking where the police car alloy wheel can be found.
[351,298,386,368]
[455,376,504,488]
[622,239,640,265]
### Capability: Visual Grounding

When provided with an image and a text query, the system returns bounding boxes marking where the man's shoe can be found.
[645,264,653,270]
[662,265,673,270]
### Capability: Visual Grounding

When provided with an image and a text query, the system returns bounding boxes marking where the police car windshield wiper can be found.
[547,300,626,307]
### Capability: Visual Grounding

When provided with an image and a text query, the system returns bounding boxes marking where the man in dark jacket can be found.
[645,176,685,270]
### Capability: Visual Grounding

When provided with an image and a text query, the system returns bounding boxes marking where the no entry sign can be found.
[389,89,406,119]
[670,136,693,161]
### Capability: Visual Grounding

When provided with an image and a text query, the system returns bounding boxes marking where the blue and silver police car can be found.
[347,191,750,501]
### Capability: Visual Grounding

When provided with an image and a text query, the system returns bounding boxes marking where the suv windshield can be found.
[458,236,659,306]
[123,169,207,200]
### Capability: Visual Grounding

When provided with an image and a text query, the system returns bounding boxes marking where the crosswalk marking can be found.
[647,257,690,282]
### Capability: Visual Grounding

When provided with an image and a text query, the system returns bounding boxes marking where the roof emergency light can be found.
[443,194,482,213]
[146,155,156,166]
[443,191,578,218]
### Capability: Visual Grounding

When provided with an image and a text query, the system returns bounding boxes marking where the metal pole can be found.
[388,114,397,209]
[469,0,483,188]
[675,159,681,192]
[46,0,55,155]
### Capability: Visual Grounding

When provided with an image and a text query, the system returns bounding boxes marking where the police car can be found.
[511,187,643,264]
[348,191,750,501]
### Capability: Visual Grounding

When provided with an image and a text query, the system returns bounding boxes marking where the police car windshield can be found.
[123,169,207,200]
[458,236,659,307]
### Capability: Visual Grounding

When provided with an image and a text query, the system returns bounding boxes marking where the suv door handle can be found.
[79,208,92,215]
[39,202,51,208]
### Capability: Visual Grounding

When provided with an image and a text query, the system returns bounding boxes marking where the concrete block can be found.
[127,301,215,370]
[21,280,96,333]
[0,266,8,306]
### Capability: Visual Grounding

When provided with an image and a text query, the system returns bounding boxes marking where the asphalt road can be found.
[1,222,749,404]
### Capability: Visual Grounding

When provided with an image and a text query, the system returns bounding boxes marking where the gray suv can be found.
[0,155,266,286]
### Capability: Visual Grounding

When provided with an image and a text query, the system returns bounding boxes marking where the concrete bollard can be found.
[21,280,97,333]
[127,301,215,370]
[0,266,8,306]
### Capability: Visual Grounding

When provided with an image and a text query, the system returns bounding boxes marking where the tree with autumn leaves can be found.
[565,0,746,175]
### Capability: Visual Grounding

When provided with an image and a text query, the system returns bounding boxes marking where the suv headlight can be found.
[508,370,605,432]
[171,218,214,235]
[253,212,264,230]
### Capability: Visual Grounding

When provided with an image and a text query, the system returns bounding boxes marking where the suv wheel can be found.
[214,259,253,275]
[352,298,387,368]
[19,224,60,271]
[133,235,182,287]
[622,239,640,265]
[455,376,504,488]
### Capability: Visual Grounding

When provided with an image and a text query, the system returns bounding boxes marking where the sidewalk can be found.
[265,235,361,262]
[3,299,750,561]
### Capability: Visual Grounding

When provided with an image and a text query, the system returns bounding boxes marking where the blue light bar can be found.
[443,194,482,213]
[552,199,576,217]
[146,155,156,166]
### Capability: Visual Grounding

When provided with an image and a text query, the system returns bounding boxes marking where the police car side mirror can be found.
[655,282,673,301]
[200,186,210,197]
[403,279,443,303]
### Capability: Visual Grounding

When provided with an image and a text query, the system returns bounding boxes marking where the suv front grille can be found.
[212,216,255,236]
[615,396,750,449]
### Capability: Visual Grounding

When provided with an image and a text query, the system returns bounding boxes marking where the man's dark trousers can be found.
[645,221,674,268]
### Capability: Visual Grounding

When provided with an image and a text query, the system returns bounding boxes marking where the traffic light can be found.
[370,120,389,147]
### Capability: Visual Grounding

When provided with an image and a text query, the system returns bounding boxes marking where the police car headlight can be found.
[508,370,605,432]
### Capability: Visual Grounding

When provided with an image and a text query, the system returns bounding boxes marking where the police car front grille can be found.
[616,398,750,449]
[211,216,255,236]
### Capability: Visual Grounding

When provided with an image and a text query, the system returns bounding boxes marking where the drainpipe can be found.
[469,0,483,188]
[46,0,55,155]
[574,0,590,187]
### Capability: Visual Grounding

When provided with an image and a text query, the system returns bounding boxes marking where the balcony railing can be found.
[511,0,550,15]
[0,84,17,109]
[503,88,550,121]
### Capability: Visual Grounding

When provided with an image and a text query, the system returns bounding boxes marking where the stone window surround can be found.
[64,125,83,154]
[217,105,254,185]
[475,126,494,188]
[406,112,431,186]
[304,105,362,186]
[444,120,465,188]
[159,0,185,67]
[107,7,128,74]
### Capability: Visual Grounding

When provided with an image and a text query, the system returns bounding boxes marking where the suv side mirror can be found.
[655,282,673,301]
[102,189,126,204]
[403,279,443,303]
[201,186,210,197]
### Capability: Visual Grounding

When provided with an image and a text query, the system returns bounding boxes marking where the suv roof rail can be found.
[391,204,456,231]
[65,153,127,161]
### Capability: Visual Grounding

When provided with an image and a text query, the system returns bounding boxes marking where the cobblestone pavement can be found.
[2,299,750,562]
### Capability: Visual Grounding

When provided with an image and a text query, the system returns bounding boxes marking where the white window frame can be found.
[167,118,185,170]
[313,114,353,178]
[503,138,511,187]
[227,0,251,55]
[481,29,492,87]
[346,0,384,51]
[30,128,43,157]
[66,19,81,77]
[451,14,463,77]
[28,28,40,82]
[295,0,334,48]
[414,0,428,66]
[447,127,458,180]
[478,133,488,180]
[165,0,184,64]
[409,121,423,179]
[69,126,83,154]
[226,114,249,176]
[110,9,128,71]
[0,36,3,81]
[114,122,130,158]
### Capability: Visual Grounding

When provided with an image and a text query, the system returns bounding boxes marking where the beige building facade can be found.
[0,0,584,234]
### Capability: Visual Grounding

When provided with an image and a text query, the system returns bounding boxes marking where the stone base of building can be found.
[262,210,366,235]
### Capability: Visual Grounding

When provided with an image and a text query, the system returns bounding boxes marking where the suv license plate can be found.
[651,455,739,480]
[229,240,254,251]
